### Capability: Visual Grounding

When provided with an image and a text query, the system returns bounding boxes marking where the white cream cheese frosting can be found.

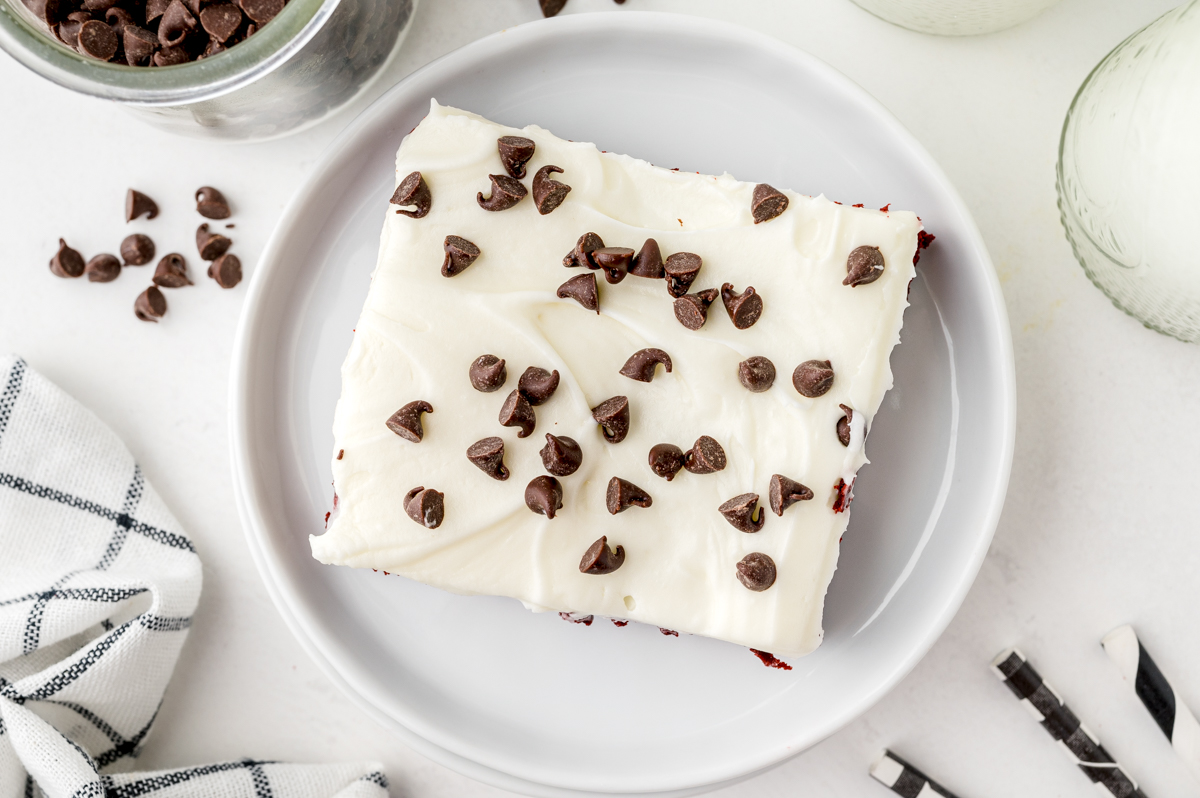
[311,100,920,658]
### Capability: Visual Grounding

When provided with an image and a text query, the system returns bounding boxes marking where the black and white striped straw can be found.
[991,648,1149,798]
[869,749,960,797]
[1102,625,1200,783]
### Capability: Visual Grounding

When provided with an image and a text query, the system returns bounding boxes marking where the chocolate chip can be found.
[442,235,480,277]
[78,19,118,60]
[580,536,624,574]
[524,475,562,518]
[195,186,231,220]
[336,449,343,460]
[497,136,535,179]
[499,390,536,438]
[207,253,242,288]
[239,0,283,24]
[390,171,431,218]
[85,254,121,283]
[539,0,566,16]
[591,396,629,443]
[403,486,444,529]
[469,355,506,392]
[685,435,726,474]
[134,286,167,322]
[556,273,598,313]
[200,37,226,58]
[648,443,684,481]
[477,174,527,212]
[467,436,509,481]
[751,184,788,224]
[152,46,189,66]
[122,26,158,66]
[518,367,559,406]
[591,247,633,284]
[532,165,570,215]
[199,2,241,41]
[56,13,87,49]
[736,552,776,591]
[120,234,155,266]
[629,238,664,278]
[105,6,134,35]
[721,283,763,329]
[385,400,432,442]
[540,434,582,476]
[606,477,652,514]
[25,0,60,26]
[146,0,170,23]
[837,404,853,447]
[619,348,672,383]
[158,0,196,47]
[738,356,775,392]
[792,359,834,398]
[153,253,192,288]
[563,232,603,269]
[769,475,813,516]
[719,493,765,533]
[196,223,232,260]
[664,252,702,298]
[845,245,885,287]
[125,189,158,222]
[49,239,85,278]
[673,288,718,330]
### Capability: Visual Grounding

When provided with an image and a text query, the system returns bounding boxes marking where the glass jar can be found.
[0,0,417,140]
[1057,0,1200,342]
[849,0,1061,35]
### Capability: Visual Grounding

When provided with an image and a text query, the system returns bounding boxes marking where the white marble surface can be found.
[3,0,1199,796]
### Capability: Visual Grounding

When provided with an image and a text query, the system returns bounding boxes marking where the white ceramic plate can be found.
[231,12,1014,797]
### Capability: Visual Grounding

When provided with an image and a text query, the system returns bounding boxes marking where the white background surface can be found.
[2,1,1199,796]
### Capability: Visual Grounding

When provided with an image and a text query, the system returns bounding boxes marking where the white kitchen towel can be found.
[0,355,388,798]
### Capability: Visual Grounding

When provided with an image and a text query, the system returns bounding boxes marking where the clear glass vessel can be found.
[1057,0,1200,342]
[0,0,417,140]
[849,0,1060,36]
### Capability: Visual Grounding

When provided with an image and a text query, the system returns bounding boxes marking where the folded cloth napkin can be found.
[0,355,387,798]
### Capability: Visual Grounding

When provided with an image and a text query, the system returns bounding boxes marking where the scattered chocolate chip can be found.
[122,25,158,65]
[629,238,664,278]
[792,359,834,398]
[195,223,232,260]
[157,0,195,46]
[120,234,155,266]
[499,389,536,438]
[385,400,432,442]
[720,493,765,533]
[648,443,685,481]
[738,356,775,392]
[85,253,121,283]
[606,477,652,514]
[152,45,189,66]
[540,434,582,476]
[497,136,535,179]
[619,348,672,383]
[673,288,718,330]
[837,404,853,446]
[751,184,788,224]
[195,186,231,219]
[125,189,158,222]
[556,273,598,313]
[199,2,241,41]
[845,245,885,287]
[580,535,625,574]
[134,286,167,322]
[239,0,283,24]
[518,367,559,406]
[591,395,630,443]
[77,19,118,59]
[390,171,431,218]
[685,435,726,474]
[525,475,562,518]
[664,252,702,297]
[336,449,343,460]
[442,235,480,277]
[539,0,566,16]
[591,247,633,284]
[477,174,527,212]
[532,165,570,215]
[769,474,813,516]
[469,355,506,392]
[736,552,776,591]
[49,239,85,278]
[207,253,242,288]
[466,436,509,481]
[152,253,191,288]
[563,232,603,269]
[721,283,763,329]
[403,486,444,529]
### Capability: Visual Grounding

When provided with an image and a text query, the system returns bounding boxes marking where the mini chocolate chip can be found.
[540,433,582,477]
[239,0,283,25]
[564,232,603,269]
[518,366,559,406]
[85,254,121,283]
[105,7,134,35]
[158,0,196,47]
[619,348,672,383]
[606,477,652,514]
[673,288,718,330]
[152,46,189,66]
[629,238,664,278]
[207,253,242,288]
[751,184,788,224]
[721,283,763,329]
[199,2,241,42]
[685,435,726,474]
[78,19,118,60]
[153,253,192,288]
[591,395,630,443]
[591,247,633,284]
[403,486,444,529]
[557,273,598,313]
[49,239,85,278]
[738,356,775,392]
[386,400,433,442]
[469,355,507,392]
[196,223,232,261]
[336,449,343,460]
[580,535,625,574]
[539,0,566,16]
[56,14,86,49]
[648,443,684,481]
[467,436,509,481]
[497,135,535,179]
[195,186,231,219]
[792,359,834,398]
[837,404,853,446]
[736,552,776,591]
[845,245,885,287]
[719,493,765,533]
[442,235,480,277]
[477,174,527,212]
[525,475,563,518]
[200,37,226,58]
[125,189,158,222]
[532,165,571,215]
[499,389,536,438]
[134,286,167,322]
[664,252,702,297]
[390,171,431,218]
[122,26,158,66]
[120,234,155,266]
[768,474,813,516]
